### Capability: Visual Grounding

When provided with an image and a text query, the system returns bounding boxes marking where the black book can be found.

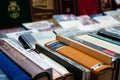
[0,0,32,27]
[97,29,120,41]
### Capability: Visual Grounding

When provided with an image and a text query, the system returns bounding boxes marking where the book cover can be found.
[0,0,32,27]
[45,40,113,80]
[35,43,91,80]
[29,0,55,21]
[0,38,51,80]
[22,19,62,31]
[53,14,81,29]
[0,51,31,80]
[78,0,100,15]
[97,28,120,41]
[55,0,79,15]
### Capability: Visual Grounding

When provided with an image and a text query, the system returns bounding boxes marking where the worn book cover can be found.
[0,0,32,27]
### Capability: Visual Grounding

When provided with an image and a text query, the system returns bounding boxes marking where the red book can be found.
[78,0,100,15]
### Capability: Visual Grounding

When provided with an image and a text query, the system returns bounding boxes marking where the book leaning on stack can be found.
[44,39,113,80]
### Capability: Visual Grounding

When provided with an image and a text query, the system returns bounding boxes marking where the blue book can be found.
[0,51,31,80]
[0,68,10,80]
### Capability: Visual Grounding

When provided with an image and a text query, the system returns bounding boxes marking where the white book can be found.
[75,34,120,54]
[2,38,64,80]
[31,31,56,46]
[93,15,120,27]
[27,49,70,76]
[76,15,105,32]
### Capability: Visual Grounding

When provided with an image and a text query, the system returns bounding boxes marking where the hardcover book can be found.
[0,38,51,80]
[56,35,112,65]
[29,0,55,21]
[18,30,56,49]
[45,40,113,80]
[0,51,31,80]
[22,19,62,31]
[78,0,100,15]
[0,0,32,27]
[27,49,74,80]
[35,43,91,80]
[54,0,78,15]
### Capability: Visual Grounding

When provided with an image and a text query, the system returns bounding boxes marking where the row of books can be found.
[2,25,120,80]
[22,12,120,34]
[1,10,120,80]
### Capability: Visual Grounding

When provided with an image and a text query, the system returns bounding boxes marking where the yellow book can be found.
[56,35,112,65]
[45,40,113,80]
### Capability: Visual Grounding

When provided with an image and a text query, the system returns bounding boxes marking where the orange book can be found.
[45,40,113,80]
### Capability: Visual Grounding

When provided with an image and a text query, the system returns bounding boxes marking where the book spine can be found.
[26,49,65,80]
[0,68,10,80]
[0,51,31,80]
[29,0,55,21]
[0,39,51,80]
[97,29,120,41]
[56,35,112,65]
[45,40,113,80]
[35,43,91,80]
[70,35,120,58]
[58,0,78,15]
[88,33,120,46]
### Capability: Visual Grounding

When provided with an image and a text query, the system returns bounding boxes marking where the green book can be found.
[88,33,120,46]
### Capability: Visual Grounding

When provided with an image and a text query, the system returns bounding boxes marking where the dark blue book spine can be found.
[0,68,10,80]
[0,51,31,80]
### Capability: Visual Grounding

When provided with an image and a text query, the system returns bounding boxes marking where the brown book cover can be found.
[45,40,113,80]
[0,38,51,80]
[29,0,55,21]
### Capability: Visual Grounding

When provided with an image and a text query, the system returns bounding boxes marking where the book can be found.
[27,49,74,80]
[45,40,113,80]
[78,0,100,15]
[52,14,81,29]
[89,33,120,46]
[68,34,120,80]
[56,35,112,65]
[22,19,62,31]
[0,68,10,80]
[72,34,120,55]
[0,38,51,80]
[29,0,55,21]
[18,30,56,49]
[0,0,31,27]
[0,51,31,80]
[97,28,120,41]
[53,27,83,37]
[76,15,104,32]
[35,43,91,80]
[93,15,120,27]
[54,0,78,15]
